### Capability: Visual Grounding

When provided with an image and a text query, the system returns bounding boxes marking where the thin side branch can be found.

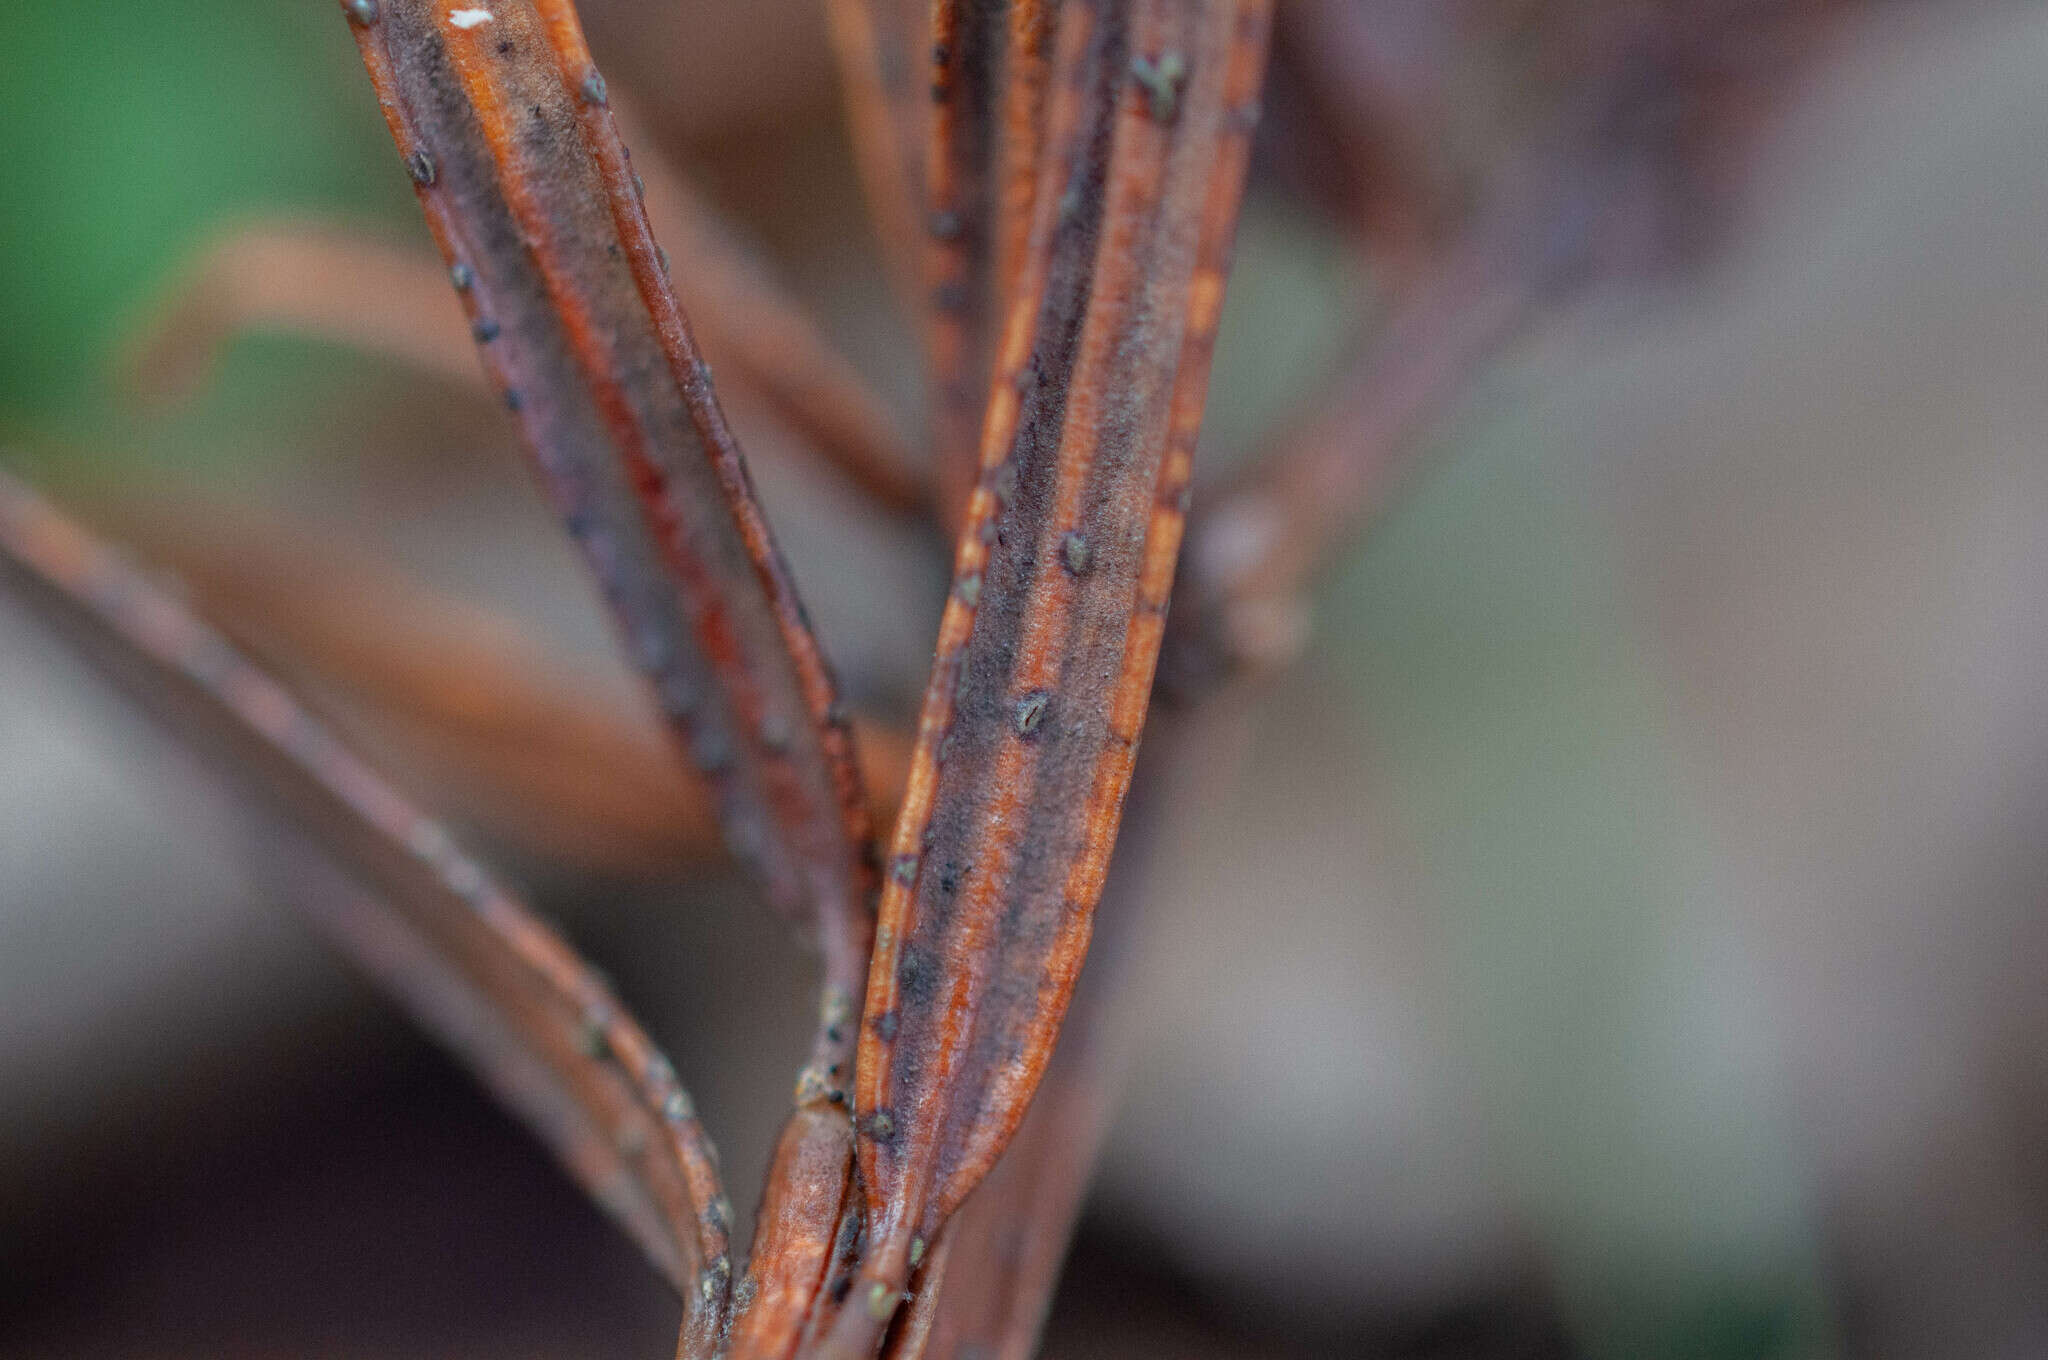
[0,471,730,1325]
[118,218,480,399]
[992,0,1056,333]
[1266,0,1449,270]
[1161,0,1861,701]
[1160,236,1537,699]
[823,0,932,328]
[125,195,923,513]
[114,506,910,876]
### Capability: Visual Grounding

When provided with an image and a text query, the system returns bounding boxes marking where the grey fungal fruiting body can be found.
[991,461,1019,504]
[1060,531,1092,575]
[1012,690,1050,736]
[691,727,732,774]
[343,0,379,26]
[1131,50,1188,122]
[576,1005,614,1059]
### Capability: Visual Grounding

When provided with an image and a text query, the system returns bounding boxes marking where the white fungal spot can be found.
[448,7,493,28]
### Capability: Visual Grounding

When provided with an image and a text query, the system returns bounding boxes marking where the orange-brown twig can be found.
[0,471,730,1327]
[117,217,481,400]
[921,0,1056,537]
[725,1104,860,1360]
[7,6,1901,1358]
[993,0,1055,334]
[112,506,911,877]
[819,0,1274,1350]
[911,704,1230,1360]
[344,3,877,1151]
[123,194,925,517]
[823,0,932,328]
[913,929,1119,1360]
[1161,236,1538,699]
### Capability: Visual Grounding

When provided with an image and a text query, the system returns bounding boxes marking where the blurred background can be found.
[3,1,2047,1357]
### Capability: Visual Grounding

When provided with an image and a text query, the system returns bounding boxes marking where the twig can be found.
[0,471,731,1334]
[823,0,932,328]
[725,1103,860,1359]
[818,0,1274,1350]
[1161,0,1856,702]
[1160,234,1538,700]
[993,0,1056,327]
[342,2,877,1148]
[117,217,481,399]
[114,506,911,876]
[123,199,924,516]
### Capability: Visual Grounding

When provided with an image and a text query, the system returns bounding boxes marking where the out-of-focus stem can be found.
[0,470,731,1325]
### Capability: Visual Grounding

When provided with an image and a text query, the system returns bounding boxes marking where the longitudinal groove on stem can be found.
[812,0,1271,1351]
[993,0,1055,346]
[924,0,1056,536]
[341,0,875,1141]
[0,473,729,1325]
[924,0,1002,531]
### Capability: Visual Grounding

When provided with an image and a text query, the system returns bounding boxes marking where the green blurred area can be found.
[0,2,411,477]
[1327,372,1831,1358]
